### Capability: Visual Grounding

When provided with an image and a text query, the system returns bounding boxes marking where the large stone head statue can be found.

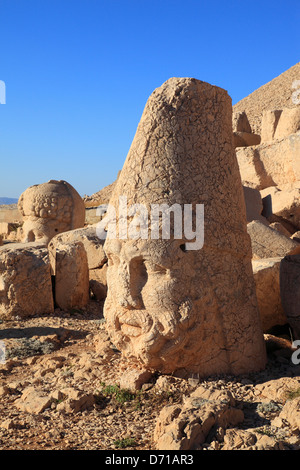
[102,77,266,378]
[18,180,85,244]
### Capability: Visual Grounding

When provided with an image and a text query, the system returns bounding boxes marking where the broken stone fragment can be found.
[247,220,300,259]
[280,254,300,339]
[252,257,287,332]
[52,240,90,311]
[154,386,244,450]
[0,242,54,320]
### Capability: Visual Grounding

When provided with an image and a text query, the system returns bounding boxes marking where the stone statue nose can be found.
[117,260,144,309]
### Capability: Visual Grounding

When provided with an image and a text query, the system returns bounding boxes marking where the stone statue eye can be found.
[144,261,167,275]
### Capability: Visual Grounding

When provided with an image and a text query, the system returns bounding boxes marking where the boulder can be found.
[232,111,252,133]
[260,186,300,232]
[89,265,107,301]
[14,387,53,414]
[252,258,287,332]
[48,226,108,302]
[247,220,300,259]
[276,397,300,432]
[154,386,244,450]
[48,226,107,272]
[274,107,300,141]
[243,186,268,225]
[52,241,89,311]
[280,255,300,339]
[233,131,260,148]
[0,242,54,320]
[236,132,300,190]
[261,109,283,142]
[269,222,292,237]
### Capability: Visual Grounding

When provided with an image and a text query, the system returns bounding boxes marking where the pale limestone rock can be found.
[14,387,53,414]
[276,397,300,432]
[103,77,266,378]
[232,111,252,133]
[18,180,85,244]
[247,220,300,259]
[260,186,300,231]
[261,107,300,142]
[269,222,292,237]
[252,258,287,332]
[89,266,107,301]
[53,241,89,311]
[280,254,300,339]
[48,226,107,302]
[55,388,95,413]
[0,242,54,320]
[48,226,106,272]
[236,132,300,190]
[118,368,153,392]
[275,107,300,139]
[222,429,256,450]
[261,109,283,142]
[233,131,260,148]
[154,386,244,450]
[243,186,268,225]
[255,377,300,403]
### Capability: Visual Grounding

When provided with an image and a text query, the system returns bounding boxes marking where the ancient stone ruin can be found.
[1,64,300,451]
[103,77,267,378]
[18,179,86,244]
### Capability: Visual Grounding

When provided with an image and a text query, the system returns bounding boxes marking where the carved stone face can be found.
[102,77,267,378]
[104,236,208,372]
[18,180,86,244]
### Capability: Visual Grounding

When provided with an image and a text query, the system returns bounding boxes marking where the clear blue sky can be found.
[0,0,299,199]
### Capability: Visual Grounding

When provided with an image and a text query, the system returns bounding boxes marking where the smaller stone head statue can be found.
[18,180,86,244]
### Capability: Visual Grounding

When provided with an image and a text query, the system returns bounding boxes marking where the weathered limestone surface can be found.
[252,258,287,332]
[233,132,260,148]
[243,186,268,225]
[53,241,89,311]
[261,107,300,142]
[48,226,107,302]
[18,180,85,244]
[233,111,252,133]
[48,226,106,272]
[103,77,266,378]
[236,132,300,190]
[0,242,54,319]
[247,220,300,259]
[154,386,244,450]
[260,186,300,232]
[280,254,300,340]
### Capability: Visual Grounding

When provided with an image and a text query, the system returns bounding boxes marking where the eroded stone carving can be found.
[103,77,266,378]
[18,180,85,244]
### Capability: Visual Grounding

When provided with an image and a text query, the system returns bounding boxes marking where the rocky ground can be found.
[0,299,300,451]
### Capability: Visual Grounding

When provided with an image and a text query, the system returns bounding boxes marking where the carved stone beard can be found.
[103,237,232,375]
[103,238,198,371]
